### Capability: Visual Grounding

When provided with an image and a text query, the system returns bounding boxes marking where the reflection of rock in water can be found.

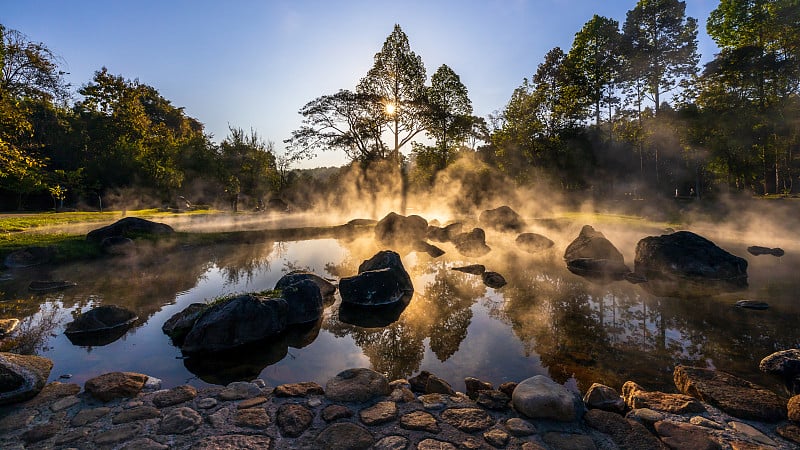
[64,305,138,347]
[183,334,289,385]
[65,325,132,347]
[338,293,412,328]
[285,319,322,349]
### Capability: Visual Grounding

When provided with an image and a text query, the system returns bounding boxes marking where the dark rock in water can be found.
[623,272,648,284]
[480,206,525,232]
[735,300,769,310]
[564,225,625,263]
[338,293,412,328]
[482,271,507,288]
[747,245,784,257]
[285,319,323,349]
[86,217,174,243]
[181,294,288,354]
[427,222,463,242]
[374,212,428,246]
[280,278,324,325]
[65,305,138,346]
[0,318,20,337]
[408,371,433,393]
[276,270,337,299]
[567,258,630,282]
[452,264,486,275]
[162,303,206,345]
[413,240,445,258]
[673,365,787,422]
[0,352,53,405]
[760,349,800,394]
[635,231,748,297]
[340,250,413,307]
[100,236,135,255]
[28,280,77,293]
[452,228,491,257]
[4,246,54,268]
[515,233,554,253]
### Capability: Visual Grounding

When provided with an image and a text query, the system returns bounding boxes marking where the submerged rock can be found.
[339,250,413,306]
[0,352,53,405]
[452,228,491,257]
[482,271,507,288]
[515,232,554,253]
[28,280,77,293]
[65,305,138,346]
[635,231,748,297]
[86,217,174,243]
[374,212,428,246]
[564,226,629,282]
[480,205,525,232]
[747,245,784,257]
[451,264,485,275]
[162,303,207,344]
[735,300,769,310]
[427,222,463,242]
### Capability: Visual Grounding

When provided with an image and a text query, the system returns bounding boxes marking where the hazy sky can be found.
[5,0,720,168]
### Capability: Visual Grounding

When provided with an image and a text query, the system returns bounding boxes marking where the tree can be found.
[357,24,427,163]
[621,0,700,116]
[422,64,473,171]
[219,126,277,209]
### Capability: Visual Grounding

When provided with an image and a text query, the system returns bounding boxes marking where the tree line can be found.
[2,0,799,212]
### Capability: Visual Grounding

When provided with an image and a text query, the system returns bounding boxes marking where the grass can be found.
[0,208,218,233]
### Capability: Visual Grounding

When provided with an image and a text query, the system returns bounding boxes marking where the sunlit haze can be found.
[5,0,720,168]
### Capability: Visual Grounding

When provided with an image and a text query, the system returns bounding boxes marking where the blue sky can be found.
[4,0,720,168]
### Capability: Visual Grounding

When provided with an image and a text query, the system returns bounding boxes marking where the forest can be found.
[1,0,798,212]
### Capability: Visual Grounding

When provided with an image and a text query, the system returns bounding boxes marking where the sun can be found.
[384,102,397,115]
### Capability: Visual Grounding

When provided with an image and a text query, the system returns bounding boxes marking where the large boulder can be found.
[339,251,413,306]
[452,228,491,257]
[480,206,524,232]
[325,368,390,402]
[162,303,207,344]
[564,225,629,281]
[760,349,800,394]
[275,271,337,298]
[511,375,582,422]
[515,233,554,253]
[427,222,463,242]
[0,352,53,405]
[634,231,748,297]
[374,212,428,246]
[65,305,138,346]
[280,278,324,325]
[181,294,288,354]
[86,217,174,244]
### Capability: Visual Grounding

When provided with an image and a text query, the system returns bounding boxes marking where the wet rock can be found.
[747,246,784,257]
[64,305,138,346]
[654,420,720,450]
[0,352,52,405]
[776,423,800,445]
[484,428,509,447]
[400,410,439,432]
[480,206,525,232]
[583,382,625,413]
[452,228,491,257]
[512,375,580,421]
[505,417,537,436]
[56,428,90,446]
[359,401,398,425]
[623,272,648,284]
[276,270,337,298]
[158,407,202,434]
[760,349,800,394]
[516,232,555,253]
[4,246,54,268]
[339,250,414,306]
[789,395,800,422]
[192,434,272,449]
[498,381,517,397]
[162,303,206,344]
[673,365,786,422]
[465,377,493,398]
[86,217,174,243]
[112,405,161,424]
[635,231,748,297]
[22,423,60,444]
[425,374,456,395]
[314,422,375,450]
[419,393,446,410]
[280,278,324,325]
[418,438,456,450]
[735,300,769,310]
[374,435,410,450]
[0,318,19,337]
[94,423,141,445]
[234,407,270,429]
[622,380,705,414]
[542,432,597,450]
[277,403,313,437]
[477,389,510,410]
[322,404,353,421]
[275,381,324,397]
[218,381,261,400]
[28,280,77,292]
[85,371,148,402]
[441,407,494,432]
[409,370,432,392]
[71,407,111,426]
[181,294,287,353]
[564,225,629,282]
[375,212,428,245]
[152,384,197,407]
[452,264,486,275]
[482,271,507,288]
[584,409,666,450]
[325,368,390,402]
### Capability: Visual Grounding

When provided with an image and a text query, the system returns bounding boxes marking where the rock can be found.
[428,222,463,242]
[583,382,625,413]
[276,270,337,298]
[85,371,148,402]
[22,423,60,444]
[325,368,390,402]
[0,318,19,337]
[498,381,517,398]
[322,404,353,421]
[419,393,446,409]
[28,280,77,292]
[400,411,440,432]
[735,300,769,310]
[197,397,217,409]
[71,407,111,426]
[759,349,800,391]
[413,240,445,258]
[626,408,665,428]
[359,401,398,425]
[542,432,597,450]
[484,428,509,447]
[181,294,287,353]
[280,278,324,325]
[584,409,666,450]
[789,395,800,422]
[623,272,648,284]
[218,381,261,400]
[425,374,456,395]
[654,420,720,450]
[690,416,726,430]
[4,246,54,268]
[776,423,800,445]
[564,225,629,281]
[275,381,324,397]
[237,396,267,409]
[152,385,197,407]
[339,250,414,306]
[465,377,493,398]
[162,303,206,344]
[0,352,52,405]
[192,434,272,449]
[94,423,142,445]
[441,407,494,432]
[234,407,270,429]
[56,429,90,446]
[418,439,456,450]
[375,212,428,245]
[452,228,491,257]
[477,390,510,410]
[86,217,174,243]
[277,403,314,437]
[567,258,631,282]
[482,271,507,288]
[634,231,748,297]
[728,421,777,446]
[621,381,705,414]
[516,232,555,253]
[512,375,580,421]
[374,435,410,450]
[452,264,486,275]
[480,206,525,232]
[747,246,784,257]
[112,405,161,424]
[122,438,169,450]
[673,365,786,422]
[64,305,138,346]
[505,417,537,436]
[314,423,375,450]
[100,236,135,255]
[409,371,433,392]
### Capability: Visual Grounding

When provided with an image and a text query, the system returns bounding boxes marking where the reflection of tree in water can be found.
[214,241,275,286]
[0,301,62,354]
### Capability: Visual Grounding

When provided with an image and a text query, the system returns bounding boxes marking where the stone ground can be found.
[1,369,799,450]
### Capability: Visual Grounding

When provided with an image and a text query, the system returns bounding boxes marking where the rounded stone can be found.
[0,352,53,405]
[112,405,161,424]
[234,408,270,429]
[218,381,261,401]
[158,407,202,434]
[399,411,439,433]
[152,385,197,407]
[275,381,325,397]
[191,434,272,449]
[542,432,597,450]
[583,382,625,413]
[359,401,398,425]
[505,417,537,436]
[417,439,456,450]
[325,368,389,402]
[196,398,218,409]
[440,407,494,432]
[314,423,375,450]
[277,403,314,437]
[483,428,509,447]
[121,438,169,450]
[512,375,579,421]
[374,435,409,450]
[71,407,111,427]
[789,395,800,423]
[322,404,353,422]
[84,371,148,402]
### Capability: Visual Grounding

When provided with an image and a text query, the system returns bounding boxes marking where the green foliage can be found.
[219,126,277,210]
